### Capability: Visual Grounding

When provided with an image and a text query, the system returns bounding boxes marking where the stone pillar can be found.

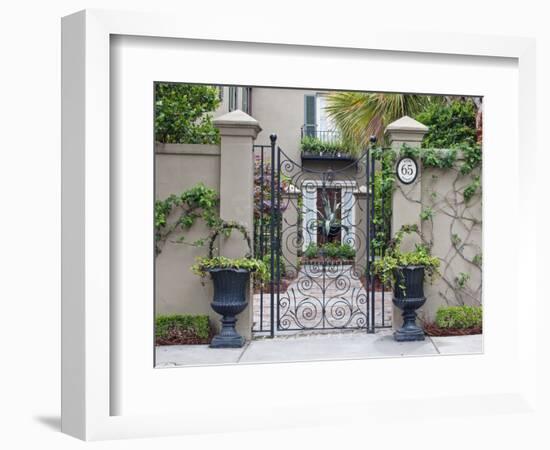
[281,187,300,278]
[384,116,428,330]
[213,110,262,340]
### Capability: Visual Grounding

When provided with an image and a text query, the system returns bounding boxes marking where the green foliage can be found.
[451,234,462,246]
[421,147,457,168]
[312,191,349,238]
[191,256,269,282]
[262,253,287,278]
[415,99,478,148]
[300,136,351,155]
[420,207,434,221]
[155,83,220,144]
[370,146,396,254]
[155,183,221,254]
[455,272,471,290]
[304,243,318,259]
[398,144,459,169]
[325,92,433,146]
[371,225,440,288]
[376,143,479,172]
[463,175,481,202]
[155,314,210,340]
[435,306,482,329]
[473,253,483,267]
[459,145,482,175]
[303,242,356,260]
[191,220,268,282]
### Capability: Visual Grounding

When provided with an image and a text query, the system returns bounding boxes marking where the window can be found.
[304,94,316,137]
[303,93,339,142]
[242,87,252,114]
[228,86,238,112]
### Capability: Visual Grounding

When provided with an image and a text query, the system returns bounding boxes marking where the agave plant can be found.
[312,190,349,238]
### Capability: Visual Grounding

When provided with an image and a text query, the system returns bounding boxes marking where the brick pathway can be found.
[252,264,392,334]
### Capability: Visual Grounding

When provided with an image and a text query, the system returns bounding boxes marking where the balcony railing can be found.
[300,125,354,161]
[301,125,342,144]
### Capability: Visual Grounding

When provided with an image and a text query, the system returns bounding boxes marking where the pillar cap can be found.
[213,110,262,138]
[384,115,429,145]
[385,115,428,132]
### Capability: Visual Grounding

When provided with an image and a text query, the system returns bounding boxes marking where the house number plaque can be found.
[396,157,418,184]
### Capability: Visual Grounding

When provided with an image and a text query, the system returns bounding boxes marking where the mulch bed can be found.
[423,322,482,336]
[155,327,214,346]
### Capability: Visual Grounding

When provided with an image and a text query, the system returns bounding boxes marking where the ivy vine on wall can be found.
[372,141,482,307]
[155,183,221,255]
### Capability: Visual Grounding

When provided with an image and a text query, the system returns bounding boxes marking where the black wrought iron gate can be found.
[253,134,391,337]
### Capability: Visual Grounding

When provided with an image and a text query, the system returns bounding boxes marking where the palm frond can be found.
[325,92,433,147]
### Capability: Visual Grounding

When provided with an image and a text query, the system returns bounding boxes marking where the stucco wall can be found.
[252,88,313,159]
[392,153,482,323]
[155,143,222,330]
[217,87,326,160]
[419,156,482,321]
[387,117,482,325]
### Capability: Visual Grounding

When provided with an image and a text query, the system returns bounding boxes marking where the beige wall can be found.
[420,157,482,321]
[217,86,329,160]
[155,143,222,330]
[392,158,483,323]
[155,110,259,341]
[387,117,482,324]
[252,88,313,160]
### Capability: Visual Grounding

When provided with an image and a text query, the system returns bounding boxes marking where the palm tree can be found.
[325,92,435,150]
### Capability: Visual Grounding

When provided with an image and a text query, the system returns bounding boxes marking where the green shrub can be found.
[340,243,356,259]
[415,99,477,148]
[155,83,220,144]
[322,242,341,258]
[435,306,482,329]
[303,242,356,260]
[155,314,211,340]
[300,136,350,155]
[304,243,319,258]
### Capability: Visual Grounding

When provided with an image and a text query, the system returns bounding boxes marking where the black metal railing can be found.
[300,125,342,144]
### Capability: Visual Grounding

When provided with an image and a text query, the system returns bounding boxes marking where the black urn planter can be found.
[208,268,249,348]
[392,265,426,342]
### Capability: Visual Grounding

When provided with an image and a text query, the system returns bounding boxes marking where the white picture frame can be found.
[61,9,537,441]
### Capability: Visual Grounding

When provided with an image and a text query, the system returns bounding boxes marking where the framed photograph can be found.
[61,9,537,441]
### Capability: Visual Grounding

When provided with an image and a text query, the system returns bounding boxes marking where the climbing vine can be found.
[155,183,221,255]
[372,142,482,307]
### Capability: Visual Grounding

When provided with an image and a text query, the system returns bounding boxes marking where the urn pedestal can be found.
[392,266,426,342]
[208,268,249,348]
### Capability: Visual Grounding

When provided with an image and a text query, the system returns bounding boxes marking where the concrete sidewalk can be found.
[155,331,483,368]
